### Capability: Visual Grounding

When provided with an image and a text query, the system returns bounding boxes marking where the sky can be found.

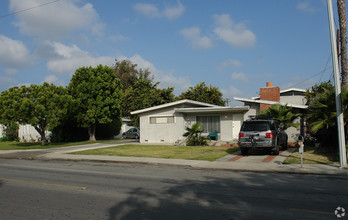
[0,0,343,106]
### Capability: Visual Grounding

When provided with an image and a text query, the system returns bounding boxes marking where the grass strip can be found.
[283,146,338,164]
[71,145,240,162]
[0,139,124,150]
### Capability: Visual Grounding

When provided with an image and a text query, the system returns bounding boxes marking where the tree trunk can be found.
[338,0,348,86]
[34,126,46,146]
[88,125,96,141]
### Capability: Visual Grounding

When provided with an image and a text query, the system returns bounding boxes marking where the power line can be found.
[0,0,61,19]
[283,53,333,90]
[318,52,333,83]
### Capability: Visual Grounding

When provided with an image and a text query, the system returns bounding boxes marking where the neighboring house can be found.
[0,124,4,138]
[18,124,51,142]
[234,82,308,143]
[131,99,249,144]
[114,118,134,139]
[2,118,132,142]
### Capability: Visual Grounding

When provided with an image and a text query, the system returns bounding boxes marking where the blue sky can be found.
[0,0,341,105]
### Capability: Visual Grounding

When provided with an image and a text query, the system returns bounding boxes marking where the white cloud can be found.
[213,14,256,48]
[180,27,213,49]
[134,2,185,19]
[45,41,114,74]
[43,75,59,84]
[231,72,248,82]
[163,2,185,19]
[9,0,104,39]
[221,85,244,105]
[109,34,130,43]
[116,54,191,94]
[218,59,242,72]
[297,2,320,13]
[0,35,32,73]
[0,76,17,85]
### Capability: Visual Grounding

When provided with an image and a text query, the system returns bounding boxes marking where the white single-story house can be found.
[131,82,308,145]
[234,82,308,143]
[131,99,250,144]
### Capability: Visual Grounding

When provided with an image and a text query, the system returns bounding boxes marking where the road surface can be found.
[0,159,347,219]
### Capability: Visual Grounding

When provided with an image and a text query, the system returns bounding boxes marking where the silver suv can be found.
[238,119,288,155]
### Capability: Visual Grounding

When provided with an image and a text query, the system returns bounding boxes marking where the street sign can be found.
[299,147,304,153]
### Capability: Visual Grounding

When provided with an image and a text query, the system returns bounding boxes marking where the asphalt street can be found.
[0,159,347,220]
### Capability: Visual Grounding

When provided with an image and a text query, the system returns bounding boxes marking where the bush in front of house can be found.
[183,123,209,146]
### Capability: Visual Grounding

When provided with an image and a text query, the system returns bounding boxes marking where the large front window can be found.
[196,116,220,133]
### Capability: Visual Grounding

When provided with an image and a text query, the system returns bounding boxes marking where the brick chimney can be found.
[259,82,280,111]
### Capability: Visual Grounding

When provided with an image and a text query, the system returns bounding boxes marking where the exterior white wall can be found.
[285,117,302,143]
[243,103,259,120]
[18,124,51,142]
[139,107,186,144]
[0,125,4,138]
[280,95,306,105]
[139,110,245,144]
[232,114,244,141]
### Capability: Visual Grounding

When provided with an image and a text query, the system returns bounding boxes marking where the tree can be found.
[114,59,175,126]
[259,104,300,130]
[122,79,175,126]
[306,82,348,150]
[178,82,225,106]
[338,0,348,86]
[183,123,208,146]
[0,83,71,146]
[68,65,122,141]
[114,59,153,90]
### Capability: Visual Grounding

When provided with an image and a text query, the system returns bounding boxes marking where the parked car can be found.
[122,128,140,139]
[238,118,288,155]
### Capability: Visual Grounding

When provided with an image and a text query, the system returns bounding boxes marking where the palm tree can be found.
[183,123,208,146]
[259,104,300,130]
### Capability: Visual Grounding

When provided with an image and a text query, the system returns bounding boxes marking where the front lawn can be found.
[71,145,240,162]
[0,139,124,150]
[283,146,339,164]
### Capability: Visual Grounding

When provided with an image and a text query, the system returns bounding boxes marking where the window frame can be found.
[149,115,175,125]
[196,115,221,133]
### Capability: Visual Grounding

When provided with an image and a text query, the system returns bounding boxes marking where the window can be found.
[150,116,175,124]
[196,116,220,133]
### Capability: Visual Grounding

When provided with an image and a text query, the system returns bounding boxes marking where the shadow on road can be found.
[107,172,341,220]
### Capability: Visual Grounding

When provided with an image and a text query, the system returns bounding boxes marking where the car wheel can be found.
[282,139,288,150]
[135,134,139,139]
[272,146,279,155]
[122,134,126,139]
[241,147,249,155]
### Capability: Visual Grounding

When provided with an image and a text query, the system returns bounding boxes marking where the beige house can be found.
[131,99,249,144]
[234,82,308,143]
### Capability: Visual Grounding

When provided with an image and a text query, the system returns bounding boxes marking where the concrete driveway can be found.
[216,147,296,165]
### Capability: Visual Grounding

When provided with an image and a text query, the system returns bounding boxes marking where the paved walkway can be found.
[1,142,348,175]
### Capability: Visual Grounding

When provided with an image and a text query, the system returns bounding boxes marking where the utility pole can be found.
[337,0,348,86]
[326,0,347,168]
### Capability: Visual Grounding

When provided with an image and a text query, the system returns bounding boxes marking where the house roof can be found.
[280,88,306,94]
[174,106,250,114]
[131,99,219,115]
[233,97,308,109]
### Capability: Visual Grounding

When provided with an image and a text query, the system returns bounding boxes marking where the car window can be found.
[242,121,270,131]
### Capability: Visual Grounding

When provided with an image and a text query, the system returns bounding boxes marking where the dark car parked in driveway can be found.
[238,118,288,155]
[122,128,140,139]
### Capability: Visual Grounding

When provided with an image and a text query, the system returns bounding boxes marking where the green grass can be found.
[71,145,240,162]
[0,139,124,150]
[283,146,339,164]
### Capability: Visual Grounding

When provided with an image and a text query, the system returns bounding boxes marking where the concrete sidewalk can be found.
[33,142,348,176]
